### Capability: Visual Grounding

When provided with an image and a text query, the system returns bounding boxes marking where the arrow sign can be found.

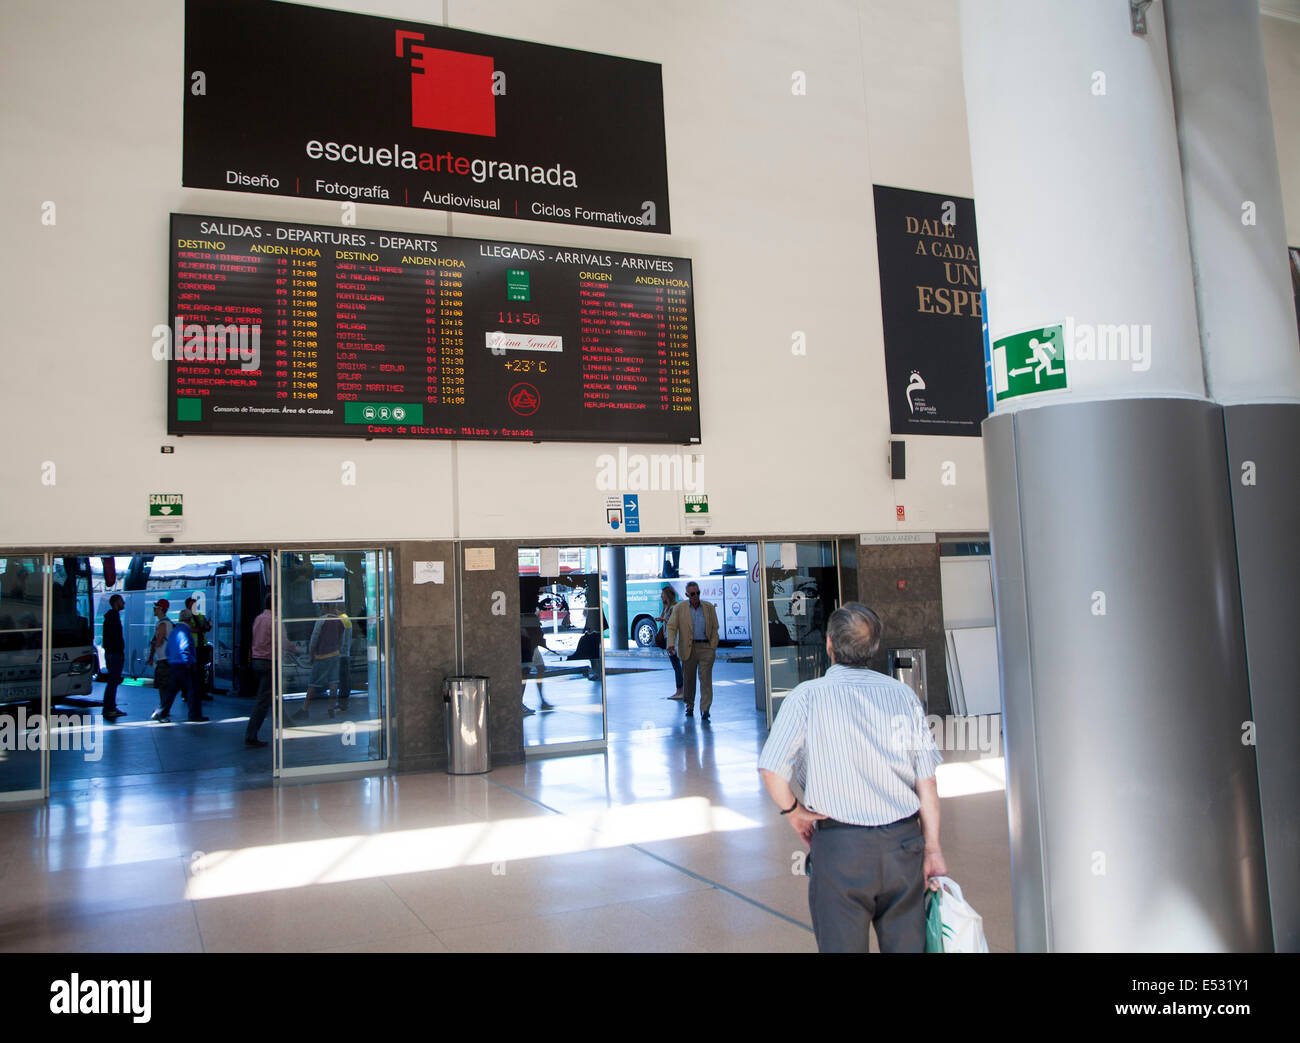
[623,494,640,533]
[149,493,184,517]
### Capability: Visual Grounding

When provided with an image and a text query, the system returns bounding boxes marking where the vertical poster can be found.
[872,185,987,436]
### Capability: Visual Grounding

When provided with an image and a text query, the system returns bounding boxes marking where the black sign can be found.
[873,185,987,436]
[182,0,670,232]
[166,214,699,443]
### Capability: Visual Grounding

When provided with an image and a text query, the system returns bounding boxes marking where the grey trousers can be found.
[808,815,927,953]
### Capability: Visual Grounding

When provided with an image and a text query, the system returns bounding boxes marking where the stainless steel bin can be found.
[887,648,928,714]
[444,675,491,774]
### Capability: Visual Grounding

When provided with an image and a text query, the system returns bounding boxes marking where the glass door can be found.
[0,555,48,801]
[761,540,840,727]
[274,549,390,777]
[519,546,606,753]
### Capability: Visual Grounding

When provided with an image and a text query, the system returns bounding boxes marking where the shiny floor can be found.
[0,687,1014,952]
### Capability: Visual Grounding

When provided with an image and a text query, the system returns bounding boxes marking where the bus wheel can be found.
[632,617,658,648]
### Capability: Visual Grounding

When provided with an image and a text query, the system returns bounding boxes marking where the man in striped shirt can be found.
[758,602,946,953]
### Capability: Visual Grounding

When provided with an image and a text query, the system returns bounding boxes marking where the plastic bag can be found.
[924,888,945,953]
[926,876,989,953]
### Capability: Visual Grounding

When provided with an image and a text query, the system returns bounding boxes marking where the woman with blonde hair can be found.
[657,584,684,700]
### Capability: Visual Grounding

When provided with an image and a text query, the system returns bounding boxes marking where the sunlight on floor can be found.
[935,757,1006,797]
[185,795,760,900]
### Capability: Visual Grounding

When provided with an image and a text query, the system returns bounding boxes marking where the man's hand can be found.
[924,846,947,889]
[760,769,824,845]
[787,804,827,846]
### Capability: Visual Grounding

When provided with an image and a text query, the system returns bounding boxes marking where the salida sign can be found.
[183,0,671,232]
[873,185,988,436]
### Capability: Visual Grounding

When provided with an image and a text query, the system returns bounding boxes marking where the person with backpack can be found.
[151,616,208,723]
[181,597,213,700]
[145,599,173,700]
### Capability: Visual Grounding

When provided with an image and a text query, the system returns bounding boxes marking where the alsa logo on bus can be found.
[396,31,499,136]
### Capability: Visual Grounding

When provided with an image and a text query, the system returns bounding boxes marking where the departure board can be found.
[167,214,700,443]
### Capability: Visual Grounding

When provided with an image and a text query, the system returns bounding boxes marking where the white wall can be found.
[1,0,1294,547]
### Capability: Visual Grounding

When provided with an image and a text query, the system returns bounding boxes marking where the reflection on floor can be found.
[0,665,1013,952]
[523,645,759,747]
[0,676,384,795]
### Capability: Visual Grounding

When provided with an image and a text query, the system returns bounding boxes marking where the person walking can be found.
[292,603,343,723]
[665,581,719,721]
[152,617,207,723]
[101,594,127,721]
[245,593,301,747]
[657,584,685,701]
[758,602,946,953]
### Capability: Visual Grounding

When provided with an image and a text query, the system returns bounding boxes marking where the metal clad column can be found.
[1165,0,1300,951]
[960,0,1272,950]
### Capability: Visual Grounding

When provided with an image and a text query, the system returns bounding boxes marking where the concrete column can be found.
[961,0,1272,950]
[1165,0,1300,951]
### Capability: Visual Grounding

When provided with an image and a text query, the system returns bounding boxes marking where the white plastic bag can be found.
[931,876,989,953]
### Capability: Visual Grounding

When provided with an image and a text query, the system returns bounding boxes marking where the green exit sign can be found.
[992,325,1069,402]
[149,493,183,517]
[684,494,709,514]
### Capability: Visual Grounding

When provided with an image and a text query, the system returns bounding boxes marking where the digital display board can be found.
[166,214,700,444]
[183,0,671,232]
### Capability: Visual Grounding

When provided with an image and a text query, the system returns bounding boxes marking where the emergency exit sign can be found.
[684,495,709,514]
[992,325,1069,402]
[149,493,184,517]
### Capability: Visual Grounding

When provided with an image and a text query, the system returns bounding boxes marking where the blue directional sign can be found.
[623,494,641,533]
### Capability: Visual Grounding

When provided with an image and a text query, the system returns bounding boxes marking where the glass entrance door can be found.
[275,549,390,777]
[760,541,840,727]
[519,546,606,753]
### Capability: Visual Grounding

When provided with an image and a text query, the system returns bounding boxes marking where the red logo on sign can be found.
[396,31,495,137]
[896,505,905,521]
[509,383,541,415]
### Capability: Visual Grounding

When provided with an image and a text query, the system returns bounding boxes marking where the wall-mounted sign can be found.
[872,186,987,436]
[413,561,444,584]
[464,547,496,571]
[859,532,936,545]
[622,494,640,533]
[167,214,699,444]
[183,0,671,232]
[992,325,1069,403]
[148,493,183,517]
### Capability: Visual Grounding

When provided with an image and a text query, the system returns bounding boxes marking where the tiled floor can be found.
[0,682,1014,952]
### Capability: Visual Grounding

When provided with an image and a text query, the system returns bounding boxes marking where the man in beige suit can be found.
[666,581,720,720]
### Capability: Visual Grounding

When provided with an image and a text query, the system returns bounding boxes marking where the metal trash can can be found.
[444,675,491,775]
[887,648,928,714]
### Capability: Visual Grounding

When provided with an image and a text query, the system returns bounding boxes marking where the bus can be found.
[602,544,753,648]
[0,557,96,708]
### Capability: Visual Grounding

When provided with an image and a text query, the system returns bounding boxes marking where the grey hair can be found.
[827,603,884,667]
